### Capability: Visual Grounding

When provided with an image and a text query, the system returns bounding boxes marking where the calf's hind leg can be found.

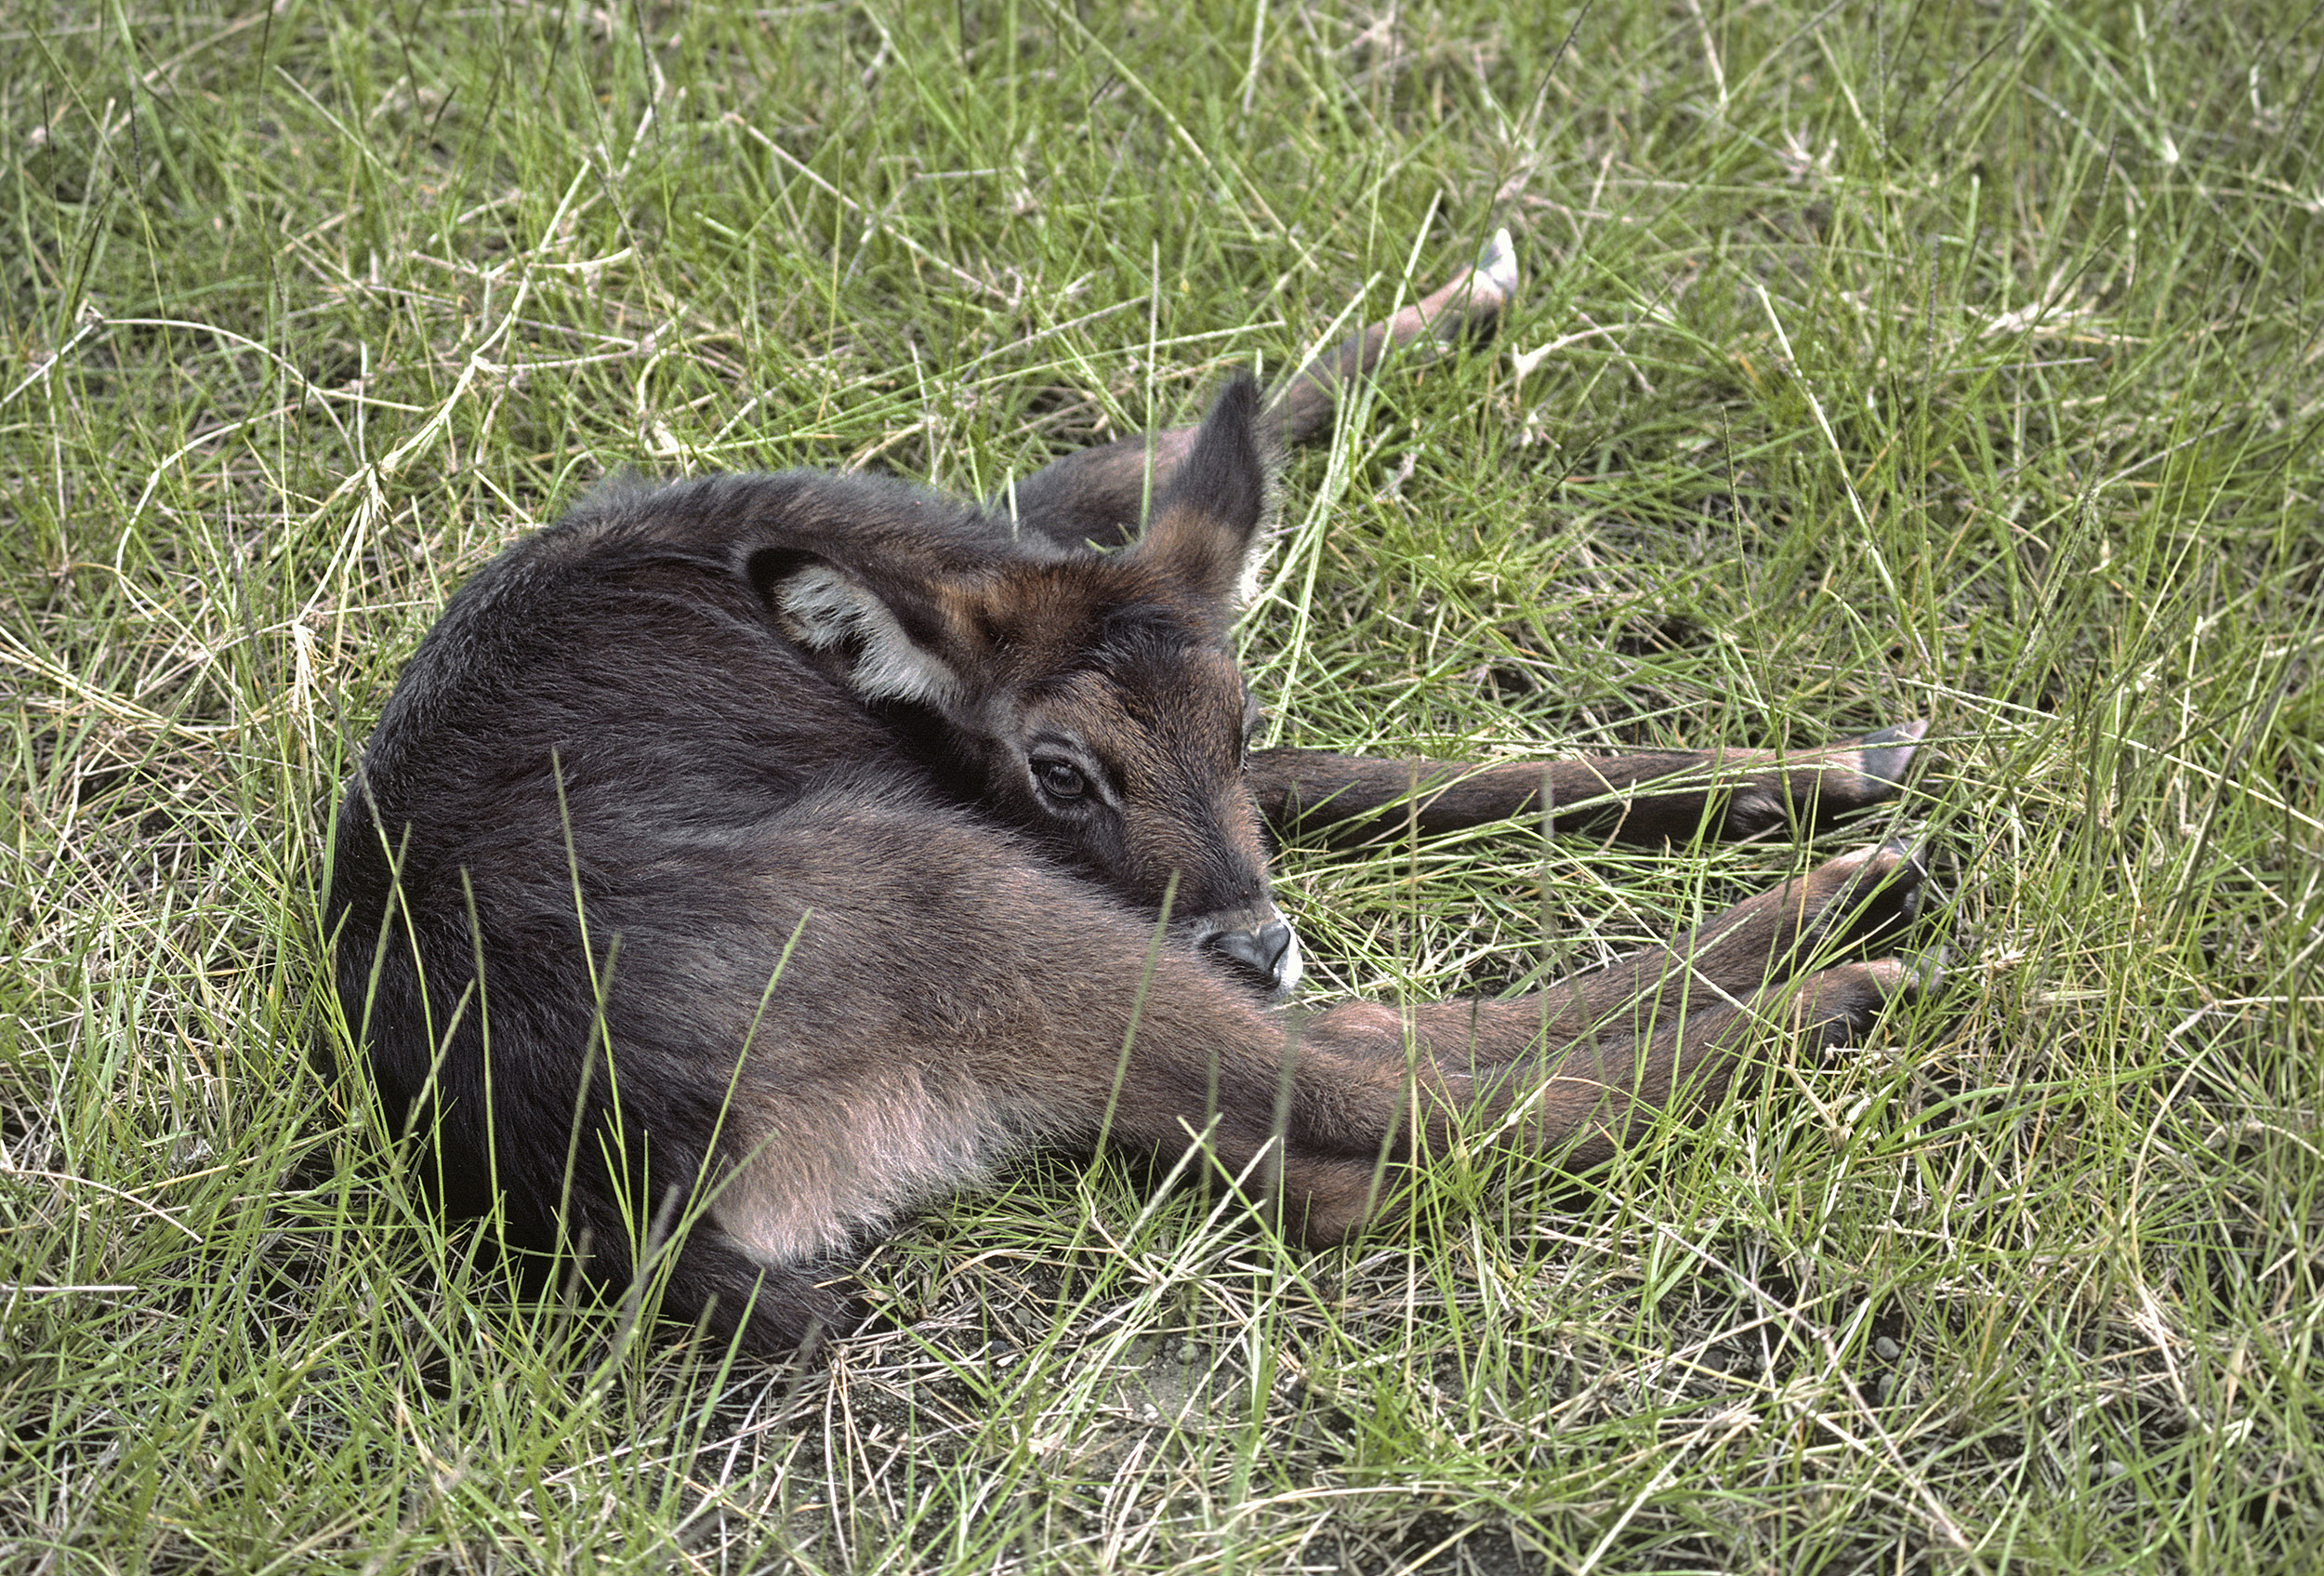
[1254,722,1931,850]
[1003,229,1519,550]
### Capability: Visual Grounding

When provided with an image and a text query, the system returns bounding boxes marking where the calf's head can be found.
[762,377,1301,995]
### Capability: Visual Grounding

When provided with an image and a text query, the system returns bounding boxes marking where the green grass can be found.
[5,1,2320,1569]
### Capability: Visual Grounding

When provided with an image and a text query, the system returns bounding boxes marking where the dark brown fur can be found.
[327,234,1930,1354]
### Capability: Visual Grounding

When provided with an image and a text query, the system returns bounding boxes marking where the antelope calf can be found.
[329,232,1930,1353]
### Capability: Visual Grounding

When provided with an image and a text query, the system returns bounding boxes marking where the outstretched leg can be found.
[1002,230,1520,550]
[648,792,1923,1347]
[1262,841,1929,1237]
[1254,721,1929,847]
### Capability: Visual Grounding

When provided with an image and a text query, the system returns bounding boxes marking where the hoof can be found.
[1875,836,1930,933]
[1474,227,1519,302]
[1895,945,1948,996]
[1848,719,1929,792]
[1828,836,1932,950]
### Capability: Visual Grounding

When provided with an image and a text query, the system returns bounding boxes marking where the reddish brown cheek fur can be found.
[328,228,1934,1357]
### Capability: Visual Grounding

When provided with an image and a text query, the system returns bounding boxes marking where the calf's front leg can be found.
[1269,838,1931,1238]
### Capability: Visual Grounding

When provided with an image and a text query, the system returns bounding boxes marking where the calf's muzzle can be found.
[1203,918,1301,997]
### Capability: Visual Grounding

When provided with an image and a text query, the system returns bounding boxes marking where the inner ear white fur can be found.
[1221,435,1284,608]
[773,563,961,710]
[1233,517,1280,607]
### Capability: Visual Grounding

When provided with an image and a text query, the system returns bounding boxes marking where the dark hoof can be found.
[1833,836,1931,951]
[1847,719,1929,793]
[1895,945,1948,997]
[1737,721,1932,839]
[1804,948,1943,1045]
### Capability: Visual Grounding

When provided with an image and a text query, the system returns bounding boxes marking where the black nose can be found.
[1208,920,1295,990]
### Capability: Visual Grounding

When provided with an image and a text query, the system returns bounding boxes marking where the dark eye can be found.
[1034,760,1087,801]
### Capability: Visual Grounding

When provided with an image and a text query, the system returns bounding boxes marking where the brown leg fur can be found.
[1253,722,1929,847]
[701,793,1924,1278]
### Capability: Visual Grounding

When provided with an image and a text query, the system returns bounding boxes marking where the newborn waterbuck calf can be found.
[330,232,1929,1354]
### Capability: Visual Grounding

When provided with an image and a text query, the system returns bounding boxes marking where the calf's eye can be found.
[1035,760,1087,801]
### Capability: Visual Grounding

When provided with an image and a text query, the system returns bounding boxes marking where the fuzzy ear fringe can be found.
[772,563,963,710]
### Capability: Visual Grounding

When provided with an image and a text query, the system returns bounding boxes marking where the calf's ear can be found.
[752,547,982,716]
[1130,375,1275,605]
